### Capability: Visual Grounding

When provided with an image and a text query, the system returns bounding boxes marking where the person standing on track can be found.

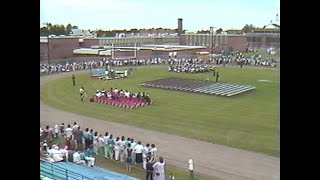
[72,74,76,86]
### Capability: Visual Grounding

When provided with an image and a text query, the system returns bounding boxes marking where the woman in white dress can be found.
[93,132,99,155]
[153,156,166,180]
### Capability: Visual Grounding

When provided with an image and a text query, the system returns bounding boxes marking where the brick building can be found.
[40,37,80,62]
[179,34,247,52]
[40,36,180,62]
[246,27,280,49]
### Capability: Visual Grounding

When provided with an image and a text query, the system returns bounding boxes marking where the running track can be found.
[40,71,280,180]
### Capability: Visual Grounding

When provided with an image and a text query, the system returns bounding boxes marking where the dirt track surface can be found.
[40,71,280,180]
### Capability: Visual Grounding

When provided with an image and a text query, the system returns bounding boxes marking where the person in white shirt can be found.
[54,125,59,138]
[60,146,69,162]
[65,124,73,139]
[107,91,112,99]
[150,144,158,157]
[80,87,85,102]
[95,90,102,98]
[73,151,86,165]
[50,146,63,162]
[119,90,124,97]
[103,132,110,158]
[97,134,105,155]
[114,142,120,161]
[124,69,128,77]
[93,132,99,155]
[119,136,126,162]
[142,143,150,169]
[130,138,136,163]
[113,137,121,160]
[72,122,79,131]
[101,89,106,96]
[153,156,166,180]
[133,141,144,164]
[124,91,130,98]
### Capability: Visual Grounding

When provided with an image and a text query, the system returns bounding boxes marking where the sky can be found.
[40,0,280,32]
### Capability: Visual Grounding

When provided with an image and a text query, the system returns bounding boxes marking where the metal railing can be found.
[40,159,95,180]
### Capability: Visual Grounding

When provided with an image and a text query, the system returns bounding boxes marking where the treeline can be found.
[196,24,263,34]
[197,28,223,34]
[40,23,79,36]
[40,23,268,37]
[40,23,178,37]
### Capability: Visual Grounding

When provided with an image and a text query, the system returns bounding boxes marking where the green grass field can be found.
[41,66,280,156]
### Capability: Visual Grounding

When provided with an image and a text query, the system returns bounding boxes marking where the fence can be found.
[40,159,95,180]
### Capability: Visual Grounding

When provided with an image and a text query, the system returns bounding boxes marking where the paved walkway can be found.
[40,71,280,180]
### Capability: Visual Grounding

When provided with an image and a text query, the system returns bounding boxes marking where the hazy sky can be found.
[40,0,280,31]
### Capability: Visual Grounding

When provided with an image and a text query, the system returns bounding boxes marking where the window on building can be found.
[266,37,280,43]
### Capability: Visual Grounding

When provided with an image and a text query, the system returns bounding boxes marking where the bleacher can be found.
[141,77,256,97]
[40,159,139,180]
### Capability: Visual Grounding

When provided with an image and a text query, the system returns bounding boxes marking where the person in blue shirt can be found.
[84,145,95,167]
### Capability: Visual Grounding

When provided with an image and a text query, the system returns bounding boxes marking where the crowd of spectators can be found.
[40,122,166,179]
[168,64,213,73]
[40,52,279,75]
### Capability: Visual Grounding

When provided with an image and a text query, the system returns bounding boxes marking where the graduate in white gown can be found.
[153,156,166,180]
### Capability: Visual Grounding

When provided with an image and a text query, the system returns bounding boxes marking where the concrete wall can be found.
[80,39,99,48]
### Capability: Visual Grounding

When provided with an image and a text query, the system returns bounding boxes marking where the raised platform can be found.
[141,77,256,97]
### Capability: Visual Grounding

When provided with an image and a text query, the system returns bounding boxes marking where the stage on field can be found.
[141,77,255,97]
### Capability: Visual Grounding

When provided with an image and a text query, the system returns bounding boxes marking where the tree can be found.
[66,24,72,35]
[40,23,81,36]
[242,24,256,33]
[216,28,223,34]
[197,30,210,34]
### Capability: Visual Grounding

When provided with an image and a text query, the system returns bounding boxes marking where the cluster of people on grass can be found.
[41,61,105,74]
[233,52,278,67]
[168,64,213,73]
[40,52,278,75]
[40,122,166,180]
[40,58,167,75]
[93,88,152,108]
